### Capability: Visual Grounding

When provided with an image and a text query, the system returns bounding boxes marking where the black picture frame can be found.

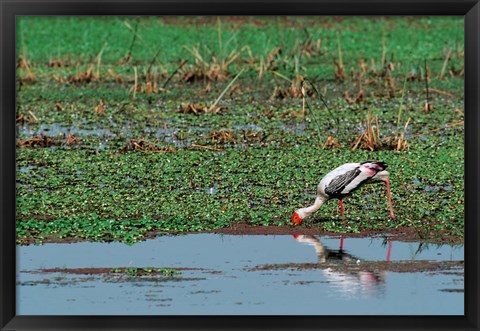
[1,1,478,330]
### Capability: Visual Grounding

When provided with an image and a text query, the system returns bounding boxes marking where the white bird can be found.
[292,161,395,225]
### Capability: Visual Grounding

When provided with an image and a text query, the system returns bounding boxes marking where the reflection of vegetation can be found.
[408,242,464,260]
[16,17,464,244]
[111,267,180,277]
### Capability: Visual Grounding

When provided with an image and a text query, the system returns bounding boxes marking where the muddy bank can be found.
[20,267,215,284]
[18,224,463,245]
[23,267,210,275]
[248,260,464,274]
[210,224,463,245]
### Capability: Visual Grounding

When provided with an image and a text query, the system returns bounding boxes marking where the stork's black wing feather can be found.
[324,168,361,197]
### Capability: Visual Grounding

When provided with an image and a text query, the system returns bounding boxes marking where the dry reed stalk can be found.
[108,69,123,83]
[94,100,105,114]
[411,120,464,139]
[28,111,38,122]
[394,117,411,151]
[207,130,236,144]
[18,55,36,83]
[438,49,452,80]
[323,135,342,149]
[335,31,345,80]
[191,144,223,152]
[121,139,176,153]
[132,67,138,99]
[95,43,108,78]
[425,88,454,98]
[17,135,55,148]
[65,135,81,146]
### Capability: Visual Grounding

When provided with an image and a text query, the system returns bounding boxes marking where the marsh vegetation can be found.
[16,16,464,245]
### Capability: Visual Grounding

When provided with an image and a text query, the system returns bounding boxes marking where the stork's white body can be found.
[318,162,390,198]
[292,161,395,224]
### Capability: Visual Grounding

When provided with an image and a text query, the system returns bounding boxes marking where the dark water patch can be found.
[424,184,455,193]
[279,122,307,135]
[18,165,38,173]
[18,122,116,139]
[233,124,263,131]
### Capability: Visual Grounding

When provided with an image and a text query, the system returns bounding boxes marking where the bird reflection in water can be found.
[293,235,392,299]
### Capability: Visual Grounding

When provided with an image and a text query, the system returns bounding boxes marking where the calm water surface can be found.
[17,234,464,315]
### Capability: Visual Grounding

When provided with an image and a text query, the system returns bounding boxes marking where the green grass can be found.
[16,16,464,244]
[17,16,464,79]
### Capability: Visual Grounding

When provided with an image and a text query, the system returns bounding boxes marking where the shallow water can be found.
[17,234,463,315]
[18,122,116,138]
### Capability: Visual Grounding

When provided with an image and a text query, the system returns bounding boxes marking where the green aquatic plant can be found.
[15,16,464,245]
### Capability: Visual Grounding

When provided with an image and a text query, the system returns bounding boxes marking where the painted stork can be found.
[292,161,395,225]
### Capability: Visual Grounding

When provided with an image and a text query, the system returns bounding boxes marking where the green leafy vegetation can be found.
[16,16,464,244]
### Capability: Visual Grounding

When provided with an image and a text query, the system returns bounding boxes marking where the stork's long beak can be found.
[384,179,395,219]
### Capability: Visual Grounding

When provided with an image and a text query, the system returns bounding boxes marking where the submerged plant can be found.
[110,267,180,277]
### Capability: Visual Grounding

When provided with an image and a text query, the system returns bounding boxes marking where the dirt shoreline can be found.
[209,224,463,244]
[17,224,464,245]
[249,260,464,274]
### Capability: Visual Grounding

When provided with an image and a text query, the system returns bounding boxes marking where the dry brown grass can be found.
[16,113,33,124]
[17,135,55,148]
[272,84,303,99]
[94,100,106,114]
[242,130,265,144]
[352,113,382,151]
[352,112,410,152]
[108,69,123,83]
[334,60,345,81]
[207,130,236,144]
[48,58,68,68]
[120,139,176,153]
[178,102,223,115]
[65,135,81,146]
[68,64,99,84]
[17,55,36,84]
[17,134,82,148]
[256,47,282,79]
[299,38,323,58]
[323,135,343,149]
[181,44,242,82]
[344,88,364,104]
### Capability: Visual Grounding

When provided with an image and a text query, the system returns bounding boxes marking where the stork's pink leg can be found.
[339,199,345,222]
[339,235,344,251]
[384,179,395,219]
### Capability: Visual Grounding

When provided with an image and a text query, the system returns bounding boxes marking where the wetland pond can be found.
[15,16,465,317]
[17,234,464,315]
